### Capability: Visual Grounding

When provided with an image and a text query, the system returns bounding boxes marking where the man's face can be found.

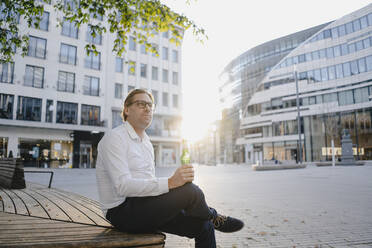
[124,93,154,131]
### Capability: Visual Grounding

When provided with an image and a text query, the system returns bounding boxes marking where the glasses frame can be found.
[128,100,156,111]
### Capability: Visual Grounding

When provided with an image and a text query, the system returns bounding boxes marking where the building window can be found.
[45,99,53,123]
[115,83,123,99]
[129,36,136,51]
[112,110,122,128]
[328,66,336,80]
[162,92,168,107]
[140,63,147,78]
[340,44,348,55]
[162,31,169,38]
[335,64,343,79]
[56,101,78,124]
[338,90,354,106]
[17,96,42,121]
[0,62,14,84]
[350,60,359,75]
[61,18,78,38]
[152,66,158,80]
[0,3,20,23]
[64,0,79,10]
[162,47,168,60]
[152,43,159,57]
[31,11,49,31]
[128,61,136,75]
[354,87,369,104]
[172,71,178,85]
[358,57,366,73]
[86,25,102,45]
[57,71,75,93]
[172,50,178,63]
[85,51,101,70]
[342,62,351,77]
[152,90,158,105]
[28,36,46,59]
[83,76,99,96]
[59,43,77,65]
[140,44,147,54]
[24,65,44,88]
[162,69,168,83]
[345,22,353,34]
[367,56,372,71]
[81,104,100,126]
[90,11,103,21]
[0,93,14,119]
[115,57,123,73]
[128,85,135,92]
[172,94,178,108]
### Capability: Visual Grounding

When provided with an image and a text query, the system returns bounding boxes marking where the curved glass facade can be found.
[219,23,329,163]
[238,4,372,163]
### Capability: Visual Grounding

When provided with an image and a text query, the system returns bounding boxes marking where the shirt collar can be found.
[124,121,150,142]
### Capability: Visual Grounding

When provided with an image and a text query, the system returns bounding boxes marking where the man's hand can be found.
[168,164,194,189]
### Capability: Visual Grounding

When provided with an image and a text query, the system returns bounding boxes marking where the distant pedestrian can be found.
[96,89,244,248]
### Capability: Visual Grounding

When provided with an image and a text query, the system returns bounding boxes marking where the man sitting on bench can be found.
[96,89,244,248]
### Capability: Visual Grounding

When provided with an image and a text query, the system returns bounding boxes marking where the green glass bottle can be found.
[180,140,191,165]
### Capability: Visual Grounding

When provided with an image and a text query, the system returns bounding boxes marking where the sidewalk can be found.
[25,164,372,247]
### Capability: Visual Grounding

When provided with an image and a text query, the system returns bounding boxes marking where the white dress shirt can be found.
[96,122,169,215]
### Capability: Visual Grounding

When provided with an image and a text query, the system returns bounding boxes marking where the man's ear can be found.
[124,106,129,117]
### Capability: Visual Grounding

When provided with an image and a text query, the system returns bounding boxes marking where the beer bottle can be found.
[180,140,190,165]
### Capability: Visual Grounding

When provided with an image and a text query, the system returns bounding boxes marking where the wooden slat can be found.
[0,212,165,248]
[0,182,165,247]
[1,189,28,215]
[44,188,110,226]
[7,189,49,218]
[0,188,15,213]
[21,187,71,222]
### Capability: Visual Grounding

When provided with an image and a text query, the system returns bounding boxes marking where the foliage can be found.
[0,0,206,63]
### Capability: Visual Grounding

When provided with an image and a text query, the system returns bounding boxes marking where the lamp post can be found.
[294,65,303,164]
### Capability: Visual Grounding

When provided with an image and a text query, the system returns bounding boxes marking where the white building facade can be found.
[238,4,372,163]
[0,2,183,168]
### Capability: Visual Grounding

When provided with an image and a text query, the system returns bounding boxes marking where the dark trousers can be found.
[106,183,217,248]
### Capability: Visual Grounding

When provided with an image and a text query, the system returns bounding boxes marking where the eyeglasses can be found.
[128,100,156,110]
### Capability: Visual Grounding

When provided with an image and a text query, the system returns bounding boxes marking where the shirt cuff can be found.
[158,177,170,194]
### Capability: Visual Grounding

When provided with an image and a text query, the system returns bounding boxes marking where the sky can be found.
[161,0,371,142]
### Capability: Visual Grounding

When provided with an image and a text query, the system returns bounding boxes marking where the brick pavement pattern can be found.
[25,164,372,248]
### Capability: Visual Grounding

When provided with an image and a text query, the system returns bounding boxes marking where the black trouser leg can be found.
[106,183,216,247]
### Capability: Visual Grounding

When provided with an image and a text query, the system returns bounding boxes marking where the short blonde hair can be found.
[122,89,154,121]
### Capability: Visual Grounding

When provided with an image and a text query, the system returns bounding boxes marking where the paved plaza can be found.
[25,164,372,248]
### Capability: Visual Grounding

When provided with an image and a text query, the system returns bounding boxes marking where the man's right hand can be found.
[168,164,194,189]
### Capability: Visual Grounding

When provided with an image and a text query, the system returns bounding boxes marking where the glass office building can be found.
[238,4,372,163]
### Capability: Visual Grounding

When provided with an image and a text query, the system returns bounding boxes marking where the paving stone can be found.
[24,164,372,247]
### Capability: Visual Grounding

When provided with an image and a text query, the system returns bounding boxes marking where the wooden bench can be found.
[0,158,26,189]
[0,168,165,247]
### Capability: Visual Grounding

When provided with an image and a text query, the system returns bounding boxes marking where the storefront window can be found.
[356,108,372,160]
[263,142,273,161]
[18,138,73,168]
[284,141,297,161]
[273,142,285,161]
[311,115,326,161]
[0,137,8,158]
[162,145,177,165]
